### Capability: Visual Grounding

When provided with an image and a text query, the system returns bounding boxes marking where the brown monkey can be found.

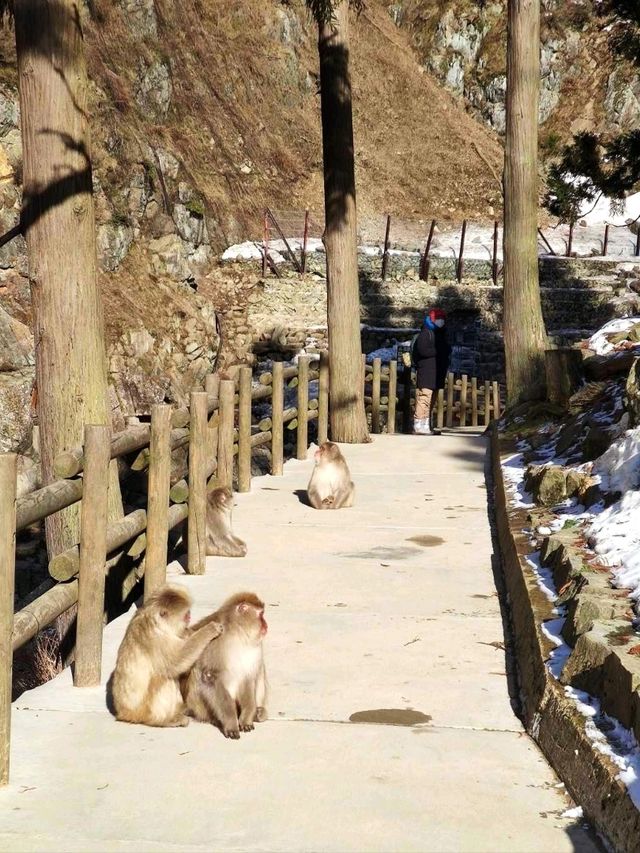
[110,584,223,728]
[306,441,355,509]
[183,592,268,739]
[206,487,247,557]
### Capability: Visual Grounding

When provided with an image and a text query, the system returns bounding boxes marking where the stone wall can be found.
[245,253,640,380]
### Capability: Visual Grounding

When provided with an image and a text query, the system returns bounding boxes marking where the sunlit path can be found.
[0,435,600,852]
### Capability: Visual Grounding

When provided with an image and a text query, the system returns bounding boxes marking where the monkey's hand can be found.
[321,495,335,507]
[222,725,241,740]
[203,620,224,641]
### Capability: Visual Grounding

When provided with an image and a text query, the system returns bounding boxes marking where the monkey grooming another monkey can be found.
[206,487,247,557]
[111,584,223,728]
[306,441,355,509]
[183,592,268,739]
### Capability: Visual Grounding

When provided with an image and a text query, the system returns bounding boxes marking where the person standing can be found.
[412,308,451,435]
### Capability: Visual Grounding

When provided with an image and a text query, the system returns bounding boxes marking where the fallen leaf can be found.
[628,645,640,656]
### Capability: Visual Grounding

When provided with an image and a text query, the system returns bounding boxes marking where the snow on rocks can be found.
[588,318,640,356]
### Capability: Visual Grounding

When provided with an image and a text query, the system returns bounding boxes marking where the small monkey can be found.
[307,441,355,509]
[110,584,223,728]
[206,487,247,558]
[183,592,268,739]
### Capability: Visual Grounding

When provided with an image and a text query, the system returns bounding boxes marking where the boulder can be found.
[582,421,611,461]
[524,464,567,506]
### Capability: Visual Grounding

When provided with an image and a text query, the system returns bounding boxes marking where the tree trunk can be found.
[503,0,547,405]
[317,2,369,443]
[15,0,123,558]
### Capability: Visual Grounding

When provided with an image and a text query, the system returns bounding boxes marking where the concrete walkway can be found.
[0,434,600,852]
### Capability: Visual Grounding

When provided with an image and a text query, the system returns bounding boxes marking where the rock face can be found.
[391,1,638,148]
[626,357,640,427]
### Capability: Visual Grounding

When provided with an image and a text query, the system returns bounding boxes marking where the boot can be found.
[413,418,430,435]
[429,414,441,436]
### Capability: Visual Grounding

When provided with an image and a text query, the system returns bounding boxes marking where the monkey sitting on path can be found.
[183,592,268,739]
[206,487,247,557]
[307,441,355,509]
[110,584,223,728]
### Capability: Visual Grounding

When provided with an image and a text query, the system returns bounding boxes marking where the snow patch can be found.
[588,318,640,356]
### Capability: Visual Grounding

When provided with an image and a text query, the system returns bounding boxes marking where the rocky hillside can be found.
[389,0,637,155]
[0,0,505,452]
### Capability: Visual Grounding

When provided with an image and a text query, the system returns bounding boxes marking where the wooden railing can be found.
[364,358,503,434]
[0,352,501,785]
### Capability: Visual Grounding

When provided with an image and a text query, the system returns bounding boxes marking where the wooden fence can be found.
[0,353,501,785]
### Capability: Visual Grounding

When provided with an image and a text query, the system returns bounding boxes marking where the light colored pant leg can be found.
[415,388,433,420]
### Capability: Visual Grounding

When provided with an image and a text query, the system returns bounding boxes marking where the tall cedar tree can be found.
[14,0,122,558]
[503,0,548,404]
[308,0,369,442]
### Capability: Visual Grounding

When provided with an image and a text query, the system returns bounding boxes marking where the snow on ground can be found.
[588,318,640,355]
[579,191,640,228]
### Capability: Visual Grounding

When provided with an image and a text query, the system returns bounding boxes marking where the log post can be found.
[217,380,235,489]
[459,374,468,427]
[271,362,284,475]
[567,221,574,257]
[205,373,220,477]
[144,404,172,600]
[318,351,329,445]
[544,347,584,407]
[187,392,208,575]
[445,372,455,428]
[237,367,252,493]
[402,364,412,434]
[492,381,501,420]
[262,208,269,277]
[603,223,610,257]
[636,229,640,258]
[471,376,478,427]
[0,453,16,787]
[387,360,397,434]
[74,425,110,687]
[436,388,445,431]
[381,214,391,281]
[484,381,492,427]
[296,356,310,460]
[371,357,381,434]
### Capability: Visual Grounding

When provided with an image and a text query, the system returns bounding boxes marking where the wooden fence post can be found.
[187,392,208,575]
[420,219,436,281]
[262,208,269,277]
[301,209,310,273]
[636,229,640,258]
[471,377,478,427]
[436,388,445,431]
[484,381,491,427]
[492,220,499,285]
[567,221,574,257]
[445,372,455,428]
[387,360,397,434]
[296,356,310,460]
[459,374,468,427]
[318,351,329,445]
[271,362,284,475]
[402,365,412,434]
[74,425,111,688]
[603,223,610,257]
[456,220,467,282]
[0,453,16,786]
[205,373,220,477]
[381,214,391,281]
[492,381,501,420]
[144,404,172,600]
[217,379,235,489]
[371,357,381,434]
[238,367,252,493]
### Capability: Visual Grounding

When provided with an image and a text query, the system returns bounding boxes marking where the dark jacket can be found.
[415,325,451,390]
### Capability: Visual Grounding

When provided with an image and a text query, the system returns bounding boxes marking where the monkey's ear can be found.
[159,609,168,619]
[237,602,249,613]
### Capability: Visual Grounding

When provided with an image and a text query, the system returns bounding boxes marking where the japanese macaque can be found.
[183,592,268,739]
[206,487,247,557]
[110,584,223,728]
[307,441,355,509]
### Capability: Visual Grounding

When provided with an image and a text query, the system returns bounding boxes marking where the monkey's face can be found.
[236,601,268,640]
[314,441,336,463]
